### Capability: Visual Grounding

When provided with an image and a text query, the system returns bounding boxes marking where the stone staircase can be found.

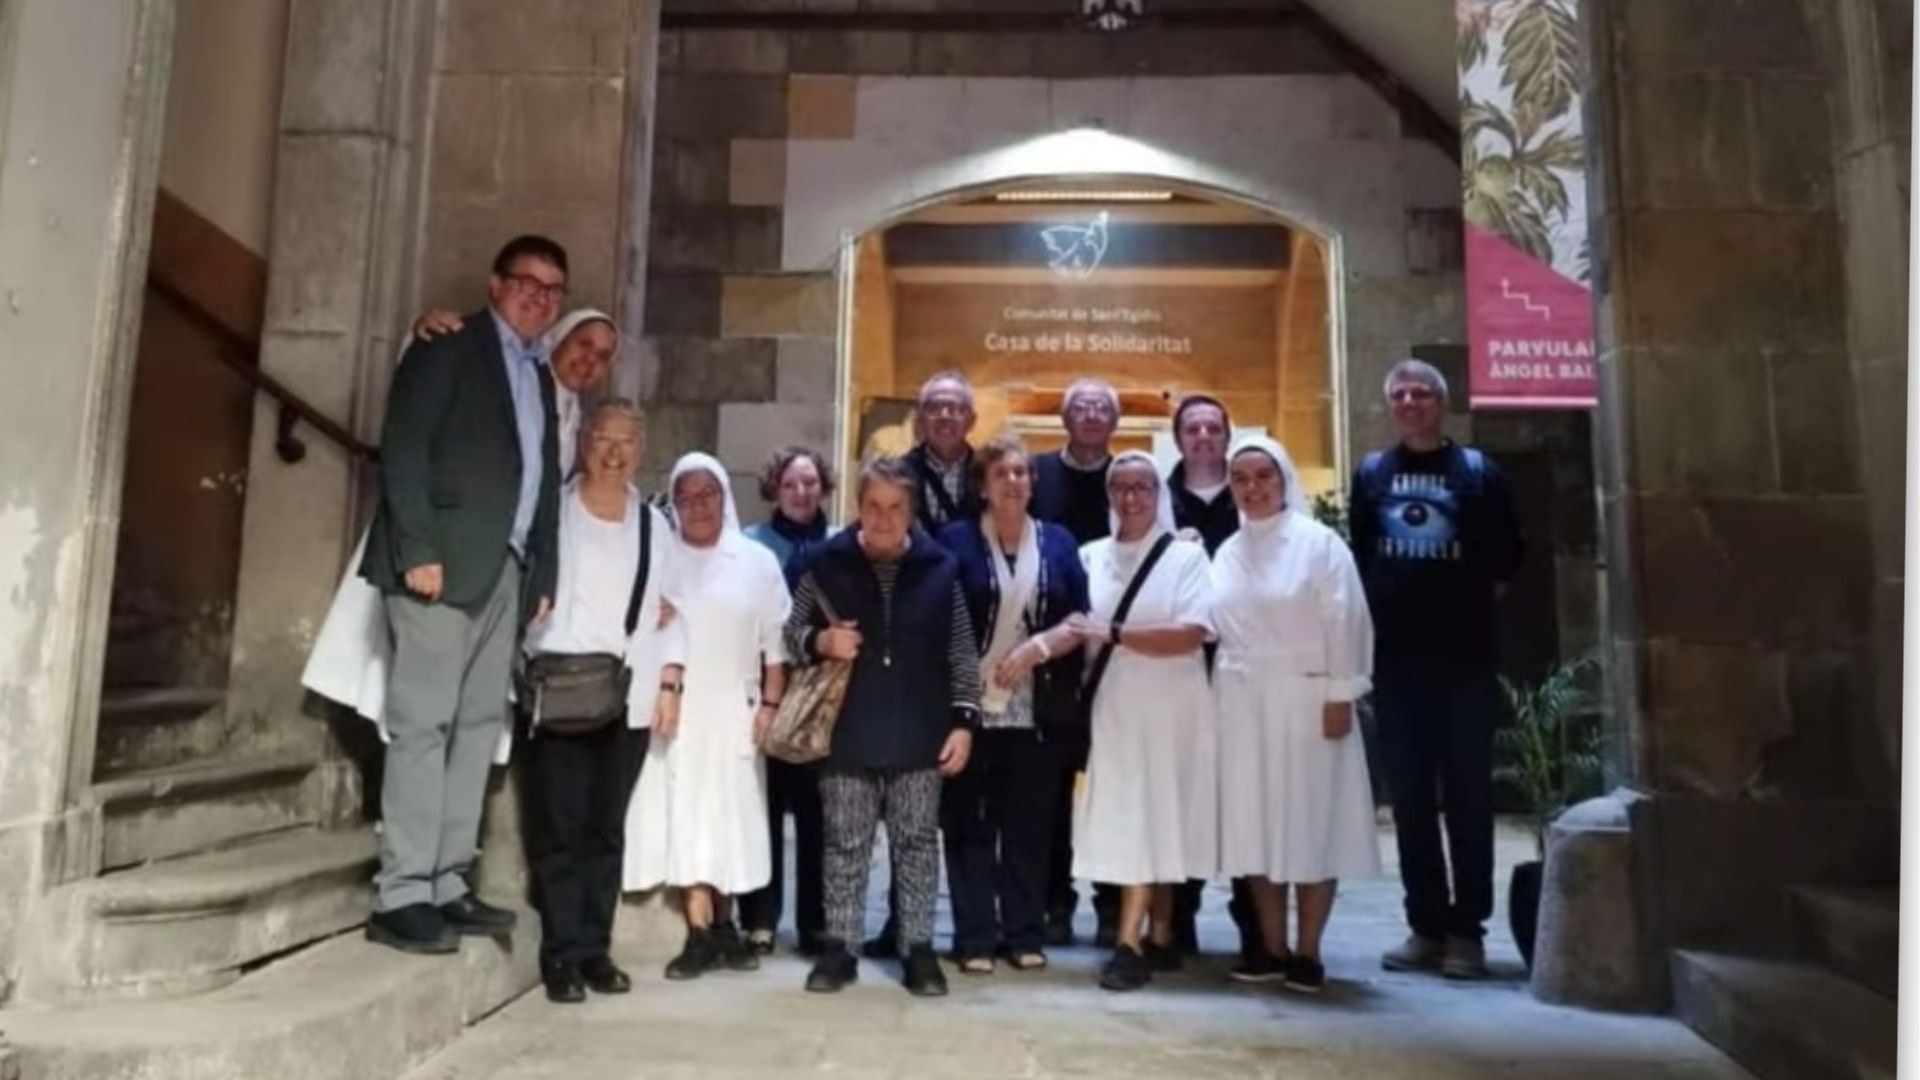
[1672,886,1897,1080]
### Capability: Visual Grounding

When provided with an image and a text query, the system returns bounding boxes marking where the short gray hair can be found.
[855,454,918,506]
[1060,377,1120,419]
[580,397,644,450]
[917,370,975,411]
[1382,358,1449,402]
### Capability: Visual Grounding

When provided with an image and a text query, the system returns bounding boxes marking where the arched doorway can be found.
[835,176,1346,515]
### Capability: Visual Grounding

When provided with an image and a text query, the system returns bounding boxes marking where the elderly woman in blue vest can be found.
[935,435,1091,975]
[783,455,981,998]
[737,446,836,957]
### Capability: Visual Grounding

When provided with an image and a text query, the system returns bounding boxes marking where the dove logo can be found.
[1082,0,1144,31]
[1040,212,1109,279]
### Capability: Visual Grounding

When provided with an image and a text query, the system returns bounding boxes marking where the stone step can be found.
[7,911,536,1080]
[94,687,227,777]
[1788,886,1898,998]
[94,752,319,870]
[22,827,376,1003]
[1671,949,1895,1080]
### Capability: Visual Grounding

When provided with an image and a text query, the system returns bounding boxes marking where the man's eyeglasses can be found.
[500,272,568,302]
[1067,401,1117,419]
[921,400,970,420]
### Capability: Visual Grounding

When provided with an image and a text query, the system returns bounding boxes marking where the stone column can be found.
[224,0,436,755]
[0,0,174,996]
[1582,0,1896,976]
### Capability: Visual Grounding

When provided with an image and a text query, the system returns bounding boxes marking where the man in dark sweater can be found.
[1031,377,1119,545]
[903,371,982,536]
[1029,378,1117,946]
[1350,359,1523,981]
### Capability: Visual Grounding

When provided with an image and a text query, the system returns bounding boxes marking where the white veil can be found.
[1227,434,1311,523]
[667,451,742,536]
[1105,449,1176,537]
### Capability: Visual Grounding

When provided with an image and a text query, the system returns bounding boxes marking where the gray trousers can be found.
[374,559,519,912]
[820,767,942,950]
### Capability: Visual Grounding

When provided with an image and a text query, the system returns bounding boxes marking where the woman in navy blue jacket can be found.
[936,435,1092,974]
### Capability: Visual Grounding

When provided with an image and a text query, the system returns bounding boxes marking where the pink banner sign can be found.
[1458,0,1596,409]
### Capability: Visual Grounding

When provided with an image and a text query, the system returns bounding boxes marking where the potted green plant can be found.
[1495,654,1603,970]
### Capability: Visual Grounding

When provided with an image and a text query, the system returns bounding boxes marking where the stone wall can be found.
[1587,0,1899,955]
[0,0,174,1000]
[641,16,1470,518]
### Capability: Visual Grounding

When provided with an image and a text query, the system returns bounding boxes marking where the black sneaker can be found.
[366,903,459,955]
[542,962,586,1004]
[1099,944,1152,992]
[712,922,759,972]
[805,945,858,993]
[440,895,518,936]
[1283,955,1327,994]
[902,943,949,997]
[744,928,777,957]
[1228,950,1288,984]
[580,955,632,994]
[1144,940,1183,973]
[665,928,720,981]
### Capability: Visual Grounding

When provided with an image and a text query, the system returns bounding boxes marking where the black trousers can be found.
[521,721,649,969]
[1374,656,1498,941]
[738,757,825,946]
[942,728,1059,955]
[1045,750,1080,920]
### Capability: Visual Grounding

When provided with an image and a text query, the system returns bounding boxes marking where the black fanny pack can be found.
[520,504,652,736]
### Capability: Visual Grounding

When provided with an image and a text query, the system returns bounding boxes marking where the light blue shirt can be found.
[491,309,550,558]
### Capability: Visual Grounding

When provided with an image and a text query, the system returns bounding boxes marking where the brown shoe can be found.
[1381,932,1445,972]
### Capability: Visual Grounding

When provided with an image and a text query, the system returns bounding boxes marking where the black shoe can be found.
[744,927,777,957]
[1228,950,1288,984]
[542,963,586,1004]
[805,945,858,993]
[712,922,759,972]
[1144,940,1183,973]
[797,932,826,958]
[1283,955,1327,994]
[366,904,459,955]
[440,895,518,936]
[665,928,720,981]
[1099,945,1152,992]
[902,943,948,997]
[580,955,632,994]
[861,933,899,959]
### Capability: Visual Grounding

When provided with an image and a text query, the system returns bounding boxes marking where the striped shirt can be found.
[785,558,983,719]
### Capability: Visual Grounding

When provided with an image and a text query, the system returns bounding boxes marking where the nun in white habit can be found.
[1070,451,1218,992]
[1210,434,1378,994]
[624,452,791,980]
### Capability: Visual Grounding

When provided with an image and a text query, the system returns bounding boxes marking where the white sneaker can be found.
[1381,933,1445,972]
[1441,935,1488,980]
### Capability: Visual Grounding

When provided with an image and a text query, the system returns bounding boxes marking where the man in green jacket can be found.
[360,235,566,954]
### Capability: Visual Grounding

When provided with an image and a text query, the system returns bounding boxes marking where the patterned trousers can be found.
[820,767,942,951]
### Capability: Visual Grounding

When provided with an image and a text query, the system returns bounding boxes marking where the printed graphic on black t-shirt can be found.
[1376,472,1464,562]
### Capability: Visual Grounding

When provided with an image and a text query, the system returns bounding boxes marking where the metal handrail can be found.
[147,276,379,464]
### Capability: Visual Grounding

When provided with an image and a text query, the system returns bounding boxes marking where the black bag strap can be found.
[1080,532,1175,705]
[623,505,653,636]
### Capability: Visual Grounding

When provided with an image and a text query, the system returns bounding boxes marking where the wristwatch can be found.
[659,681,683,695]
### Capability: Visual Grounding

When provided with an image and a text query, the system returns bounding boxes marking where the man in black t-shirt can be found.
[1350,359,1523,981]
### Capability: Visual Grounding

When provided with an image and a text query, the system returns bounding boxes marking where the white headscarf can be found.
[541,306,617,359]
[1227,434,1311,524]
[667,451,742,537]
[1105,449,1176,539]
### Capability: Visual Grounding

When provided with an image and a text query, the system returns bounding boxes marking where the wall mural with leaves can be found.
[1458,0,1590,287]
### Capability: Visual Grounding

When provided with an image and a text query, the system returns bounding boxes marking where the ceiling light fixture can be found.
[993,189,1174,203]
